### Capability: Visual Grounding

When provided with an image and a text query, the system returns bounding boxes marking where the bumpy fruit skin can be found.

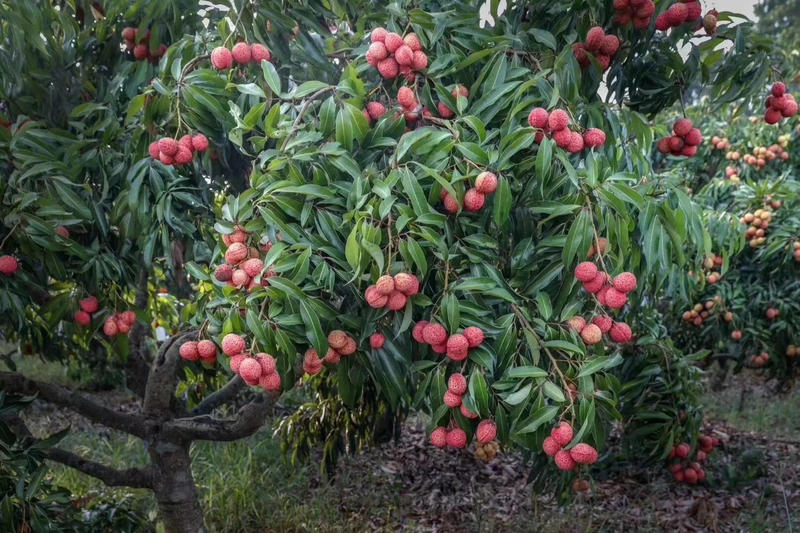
[323,348,340,364]
[463,326,485,348]
[675,443,690,459]
[543,436,561,457]
[684,128,702,146]
[666,3,688,26]
[567,131,585,153]
[375,274,395,295]
[366,101,386,121]
[582,272,608,293]
[437,101,454,119]
[581,324,603,345]
[460,403,479,419]
[592,315,613,333]
[133,44,148,60]
[210,46,233,69]
[327,330,348,350]
[609,322,632,343]
[394,44,413,66]
[255,353,277,375]
[604,287,628,309]
[574,261,599,282]
[463,188,485,212]
[528,107,549,129]
[548,109,570,131]
[412,321,429,343]
[229,353,246,373]
[443,390,462,408]
[260,372,282,391]
[0,255,18,275]
[56,225,70,238]
[673,118,693,137]
[397,86,416,109]
[600,35,620,56]
[231,269,250,287]
[174,146,193,164]
[685,1,702,21]
[221,333,246,356]
[369,333,385,349]
[411,50,428,70]
[567,317,587,333]
[103,319,118,336]
[179,341,200,361]
[442,192,459,212]
[74,311,91,327]
[239,358,262,385]
[446,334,469,359]
[448,373,468,395]
[120,310,136,325]
[79,296,99,314]
[214,264,233,282]
[370,27,388,43]
[554,450,576,471]
[430,427,448,448]
[365,285,388,308]
[446,428,467,449]
[551,422,574,446]
[250,43,271,63]
[585,26,605,51]
[570,443,599,464]
[583,128,606,148]
[339,337,357,356]
[384,32,403,53]
[403,33,422,51]
[148,141,160,159]
[377,57,399,78]
[393,272,419,296]
[386,290,407,311]
[475,172,498,194]
[422,323,448,345]
[158,138,179,157]
[431,342,448,354]
[225,242,249,265]
[612,272,637,293]
[196,340,217,360]
[476,420,497,444]
[303,349,322,375]
[772,82,786,97]
[231,43,252,64]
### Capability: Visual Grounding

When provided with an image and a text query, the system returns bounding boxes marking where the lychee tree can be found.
[0,0,794,530]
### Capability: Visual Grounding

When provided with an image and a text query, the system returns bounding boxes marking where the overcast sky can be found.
[724,0,757,20]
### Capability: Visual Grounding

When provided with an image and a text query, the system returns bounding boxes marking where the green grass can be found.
[702,380,800,440]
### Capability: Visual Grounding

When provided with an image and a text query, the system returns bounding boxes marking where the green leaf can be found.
[506,366,547,378]
[515,405,559,434]
[261,60,281,94]
[492,177,511,227]
[468,370,489,415]
[542,380,565,402]
[299,299,327,356]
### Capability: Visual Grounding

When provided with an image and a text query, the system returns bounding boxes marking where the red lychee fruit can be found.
[121,27,136,41]
[229,353,245,373]
[225,242,249,265]
[339,337,357,356]
[592,315,613,333]
[567,316,587,333]
[553,128,571,148]
[684,128,702,146]
[551,421,574,446]
[231,269,250,287]
[386,290,407,311]
[528,107,549,129]
[730,330,742,341]
[327,330,348,350]
[412,321,429,343]
[581,324,603,345]
[475,172,498,194]
[393,272,419,296]
[174,146,193,165]
[442,192,460,213]
[56,225,70,238]
[673,118,693,137]
[158,138,179,157]
[600,35,620,56]
[570,443,599,464]
[446,428,467,448]
[604,287,628,309]
[231,42,252,64]
[583,272,609,294]
[772,82,786,97]
[437,101,455,119]
[574,261,599,282]
[567,131,585,153]
[397,87,416,109]
[148,141,160,159]
[443,390,462,408]
[250,43,271,63]
[383,32,404,53]
[394,44,413,66]
[221,333,246,356]
[260,372,282,391]
[179,341,200,361]
[403,33,422,51]
[765,108,782,124]
[116,319,131,335]
[364,285,389,308]
[548,109,570,131]
[241,258,264,278]
[612,272,637,293]
[460,403,479,419]
[609,321,632,343]
[370,27,388,43]
[411,50,428,70]
[239,358,262,385]
[103,318,118,336]
[377,57,399,78]
[783,99,799,117]
[370,333,385,349]
[543,436,561,457]
[375,274,395,295]
[683,467,698,484]
[463,326,484,348]
[675,443,690,459]
[446,334,469,360]
[367,101,386,120]
[197,340,217,359]
[79,296,99,314]
[178,135,194,152]
[463,188,485,212]
[476,420,497,444]
[214,264,233,282]
[573,43,589,67]
[448,373,468,395]
[585,26,605,52]
[422,323,448,345]
[303,348,322,375]
[430,427,447,448]
[191,134,209,152]
[210,46,233,70]
[555,449,576,471]
[685,1,702,21]
[323,348,340,364]
[120,310,136,326]
[255,353,276,375]
[133,44,148,60]
[666,3,688,26]
[583,128,606,148]
[431,342,447,354]
[74,310,91,326]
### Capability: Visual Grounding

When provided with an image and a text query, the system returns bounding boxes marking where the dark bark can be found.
[166,393,276,441]
[190,375,245,416]
[143,330,197,417]
[47,448,153,488]
[148,440,206,533]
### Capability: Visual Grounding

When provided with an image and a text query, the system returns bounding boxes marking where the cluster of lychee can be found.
[430,419,497,450]
[121,27,167,63]
[361,101,387,125]
[765,307,780,320]
[103,310,137,337]
[711,136,731,151]
[210,42,272,70]
[655,1,702,31]
[694,252,723,284]
[667,435,719,484]
[574,262,638,310]
[442,373,479,419]
[791,241,800,262]
[744,144,790,170]
[148,134,208,166]
[764,83,798,124]
[656,118,702,157]
[474,440,501,462]
[567,315,632,345]
[310,329,359,372]
[209,334,282,390]
[740,209,772,248]
[528,107,607,153]
[750,351,771,368]
[366,28,427,81]
[73,295,99,326]
[396,86,423,126]
[681,296,732,328]
[612,0,656,29]
[542,422,599,471]
[437,84,469,119]
[441,171,498,214]
[214,227,275,290]
[702,9,718,35]
[412,321,485,361]
[178,337,219,365]
[723,165,740,183]
[572,26,620,72]
[364,272,419,311]
[0,255,19,276]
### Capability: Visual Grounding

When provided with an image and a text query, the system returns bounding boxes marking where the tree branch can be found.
[126,268,152,398]
[143,330,198,417]
[46,448,153,488]
[190,375,245,416]
[0,372,151,438]
[165,392,277,441]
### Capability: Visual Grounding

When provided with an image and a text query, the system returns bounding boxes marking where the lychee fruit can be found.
[463,188,485,212]
[675,443,690,459]
[133,44,148,60]
[197,340,217,359]
[103,318,118,336]
[303,349,322,375]
[79,296,99,314]
[403,33,422,51]
[174,146,193,165]
[475,172,498,194]
[365,285,389,308]
[574,261,599,282]
[190,134,209,152]
[74,311,91,327]
[221,333,246,356]
[446,334,469,359]
[460,403,479,419]
[476,420,497,444]
[528,107,549,129]
[567,131,585,153]
[393,272,419,296]
[592,315,613,333]
[431,342,448,354]
[585,26,605,52]
[554,449,576,471]
[397,87,416,109]
[430,427,447,448]
[214,264,233,282]
[225,242,249,265]
[443,390,462,408]
[666,3,688,26]
[567,317,587,333]
[543,436,561,457]
[609,322,632,343]
[600,35,620,56]
[569,443,599,464]
[383,32,404,53]
[339,337,357,356]
[370,27,388,43]
[180,341,200,361]
[231,269,250,287]
[442,192,459,212]
[412,321,429,343]
[386,290,407,311]
[551,422,574,446]
[612,272,637,293]
[370,333,385,349]
[731,330,742,341]
[548,109,570,131]
[231,42,252,64]
[411,50,428,70]
[323,348,340,364]
[422,323,448,345]
[210,46,233,69]
[375,274,395,295]
[250,43,271,63]
[255,353,277,375]
[582,272,608,294]
[684,128,702,146]
[377,57,399,78]
[229,353,246,373]
[580,324,602,345]
[463,326,484,348]
[327,330,348,350]
[604,287,628,309]
[367,101,386,120]
[673,118,693,137]
[239,358,262,385]
[446,428,467,448]
[158,138,179,157]
[148,142,160,159]
[241,258,264,278]
[394,44,413,66]
[260,372,282,391]
[583,128,606,148]
[448,373,468,395]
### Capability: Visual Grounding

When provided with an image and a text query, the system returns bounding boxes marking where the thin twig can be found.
[279,86,337,152]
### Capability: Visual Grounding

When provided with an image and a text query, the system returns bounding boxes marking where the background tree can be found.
[0,0,794,530]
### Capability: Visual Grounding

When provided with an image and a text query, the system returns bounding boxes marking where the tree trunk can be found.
[148,440,205,533]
